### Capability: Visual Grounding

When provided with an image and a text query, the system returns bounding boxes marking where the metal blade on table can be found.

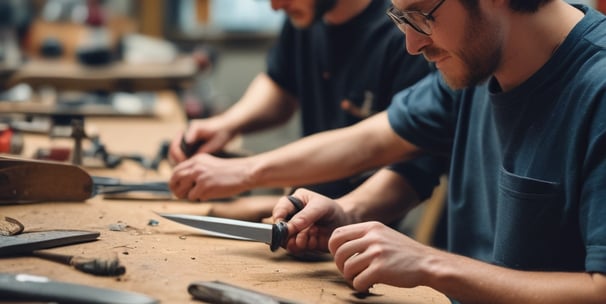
[0,230,100,257]
[157,213,288,251]
[0,273,158,304]
[158,213,272,242]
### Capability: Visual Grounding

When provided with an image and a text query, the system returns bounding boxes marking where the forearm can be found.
[337,168,421,225]
[421,250,606,304]
[220,73,297,134]
[246,112,421,188]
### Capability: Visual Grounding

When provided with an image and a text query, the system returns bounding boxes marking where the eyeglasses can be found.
[386,0,446,36]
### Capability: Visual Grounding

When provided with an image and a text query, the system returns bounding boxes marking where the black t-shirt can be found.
[267,0,431,136]
[266,0,442,199]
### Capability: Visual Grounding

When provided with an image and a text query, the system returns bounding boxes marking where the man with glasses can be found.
[255,0,606,303]
[169,0,445,212]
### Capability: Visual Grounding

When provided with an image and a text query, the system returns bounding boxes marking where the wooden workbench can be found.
[0,92,449,304]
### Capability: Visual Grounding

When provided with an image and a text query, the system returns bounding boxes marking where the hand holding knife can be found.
[158,196,304,251]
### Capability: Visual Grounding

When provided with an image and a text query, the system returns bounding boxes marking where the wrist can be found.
[244,155,270,188]
[336,197,363,225]
[416,249,458,289]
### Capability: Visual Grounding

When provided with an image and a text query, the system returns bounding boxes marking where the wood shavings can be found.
[0,216,24,236]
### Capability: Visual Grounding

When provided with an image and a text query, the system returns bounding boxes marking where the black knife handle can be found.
[271,221,288,252]
[180,135,205,158]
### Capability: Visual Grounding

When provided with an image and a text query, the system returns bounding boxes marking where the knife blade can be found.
[0,273,158,304]
[157,213,288,252]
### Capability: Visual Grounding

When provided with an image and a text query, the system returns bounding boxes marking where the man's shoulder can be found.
[580,7,606,48]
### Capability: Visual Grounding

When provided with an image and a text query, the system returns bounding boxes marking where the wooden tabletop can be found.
[0,93,449,303]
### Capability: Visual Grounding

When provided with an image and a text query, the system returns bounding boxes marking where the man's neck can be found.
[323,0,372,25]
[495,1,584,91]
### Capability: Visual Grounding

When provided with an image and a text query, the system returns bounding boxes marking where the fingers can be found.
[272,194,302,222]
[272,189,344,253]
[185,121,229,155]
[169,163,196,199]
[329,222,384,291]
[169,157,208,200]
[329,223,371,271]
[169,154,251,201]
[168,131,187,165]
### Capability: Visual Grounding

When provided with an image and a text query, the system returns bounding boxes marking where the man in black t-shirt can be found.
[169,0,443,206]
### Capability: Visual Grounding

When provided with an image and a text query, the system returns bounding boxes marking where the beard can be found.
[426,9,502,89]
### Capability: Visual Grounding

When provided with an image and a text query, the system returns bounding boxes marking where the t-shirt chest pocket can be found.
[492,167,565,270]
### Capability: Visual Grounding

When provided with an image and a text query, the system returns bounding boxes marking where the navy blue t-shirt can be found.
[388,5,606,273]
[267,0,443,199]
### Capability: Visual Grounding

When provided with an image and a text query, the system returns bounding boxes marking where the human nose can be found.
[404,26,431,55]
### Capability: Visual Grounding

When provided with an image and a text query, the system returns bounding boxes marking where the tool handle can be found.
[270,221,288,252]
[180,136,205,158]
[32,251,126,276]
[188,280,300,304]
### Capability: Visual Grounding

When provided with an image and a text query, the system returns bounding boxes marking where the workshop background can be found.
[0,0,604,239]
[0,0,298,156]
[1,0,603,152]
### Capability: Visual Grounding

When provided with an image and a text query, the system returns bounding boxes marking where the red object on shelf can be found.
[598,0,606,14]
[85,0,106,27]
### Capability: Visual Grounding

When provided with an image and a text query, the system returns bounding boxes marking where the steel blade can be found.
[0,273,158,304]
[158,213,273,244]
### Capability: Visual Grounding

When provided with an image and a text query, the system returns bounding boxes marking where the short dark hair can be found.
[459,0,554,13]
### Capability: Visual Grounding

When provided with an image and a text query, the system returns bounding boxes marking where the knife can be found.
[158,213,289,252]
[0,273,158,304]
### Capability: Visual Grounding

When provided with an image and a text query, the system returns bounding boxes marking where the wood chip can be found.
[0,216,25,236]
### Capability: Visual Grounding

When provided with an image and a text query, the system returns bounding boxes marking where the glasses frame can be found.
[386,0,446,36]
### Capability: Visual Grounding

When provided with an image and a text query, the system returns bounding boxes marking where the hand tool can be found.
[0,230,100,256]
[0,156,93,203]
[0,226,125,276]
[91,176,170,196]
[31,250,126,276]
[181,135,204,158]
[0,273,158,304]
[0,156,170,203]
[188,280,301,304]
[158,212,289,251]
[157,196,304,251]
